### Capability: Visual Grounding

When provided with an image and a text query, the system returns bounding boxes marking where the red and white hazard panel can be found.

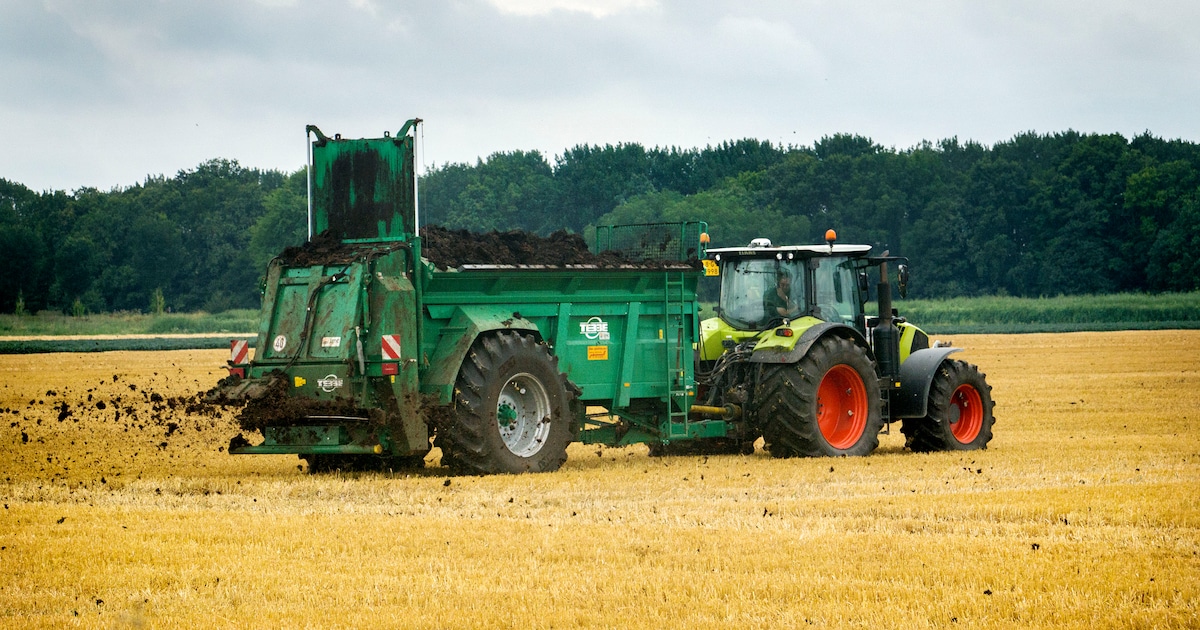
[230,339,249,364]
[381,334,403,360]
[228,339,249,378]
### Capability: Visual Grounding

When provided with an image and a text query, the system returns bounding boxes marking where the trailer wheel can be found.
[757,335,882,457]
[442,332,574,474]
[901,360,994,452]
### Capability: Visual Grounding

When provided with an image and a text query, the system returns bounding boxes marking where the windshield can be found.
[811,256,859,327]
[718,258,806,329]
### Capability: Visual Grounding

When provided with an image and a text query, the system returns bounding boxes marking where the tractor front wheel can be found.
[439,332,575,474]
[757,335,882,457]
[901,360,995,452]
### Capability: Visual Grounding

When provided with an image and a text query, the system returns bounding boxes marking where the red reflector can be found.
[228,367,245,378]
[381,363,399,376]
[775,328,794,337]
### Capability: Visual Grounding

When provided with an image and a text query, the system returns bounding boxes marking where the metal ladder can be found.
[664,271,690,438]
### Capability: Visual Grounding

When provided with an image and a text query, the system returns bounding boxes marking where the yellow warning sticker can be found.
[587,345,609,361]
[702,259,719,276]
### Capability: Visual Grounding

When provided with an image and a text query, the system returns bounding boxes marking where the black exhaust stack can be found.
[873,257,900,382]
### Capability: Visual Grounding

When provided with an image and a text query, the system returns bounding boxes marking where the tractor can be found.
[691,231,995,457]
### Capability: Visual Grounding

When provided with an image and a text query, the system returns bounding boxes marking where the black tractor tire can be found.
[438,332,575,475]
[756,335,883,457]
[901,360,995,452]
[301,453,427,473]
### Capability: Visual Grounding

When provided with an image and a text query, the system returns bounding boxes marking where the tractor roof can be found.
[707,243,873,259]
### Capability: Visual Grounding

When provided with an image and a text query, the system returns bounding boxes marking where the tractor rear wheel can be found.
[901,360,994,452]
[439,332,575,475]
[757,335,882,457]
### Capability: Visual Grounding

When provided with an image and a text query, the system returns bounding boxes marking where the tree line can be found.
[0,161,308,315]
[2,130,1198,314]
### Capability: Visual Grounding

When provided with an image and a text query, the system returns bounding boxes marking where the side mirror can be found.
[897,264,910,298]
[857,272,870,293]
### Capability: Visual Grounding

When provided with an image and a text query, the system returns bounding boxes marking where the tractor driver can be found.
[763,271,800,321]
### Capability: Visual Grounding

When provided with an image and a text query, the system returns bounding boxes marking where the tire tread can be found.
[901,360,995,452]
[757,335,882,457]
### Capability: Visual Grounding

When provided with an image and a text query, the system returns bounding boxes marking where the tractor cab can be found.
[708,237,872,333]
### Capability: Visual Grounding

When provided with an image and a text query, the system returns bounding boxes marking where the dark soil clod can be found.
[277,225,700,271]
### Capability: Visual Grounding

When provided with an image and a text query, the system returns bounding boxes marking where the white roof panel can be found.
[707,244,873,256]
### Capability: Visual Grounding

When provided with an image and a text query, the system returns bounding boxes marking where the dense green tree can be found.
[0,179,46,311]
[553,143,654,233]
[168,159,277,311]
[1146,193,1200,291]
[52,234,104,308]
[249,169,308,271]
[905,198,976,296]
[421,151,558,234]
[0,224,45,312]
[597,177,809,250]
[655,139,787,195]
[5,129,1200,314]
[126,212,184,309]
[1028,134,1134,294]
[1122,159,1199,290]
[815,133,881,160]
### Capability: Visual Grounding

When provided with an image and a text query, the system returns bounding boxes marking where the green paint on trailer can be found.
[214,121,719,463]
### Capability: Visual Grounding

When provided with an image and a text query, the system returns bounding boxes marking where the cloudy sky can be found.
[3,0,1198,192]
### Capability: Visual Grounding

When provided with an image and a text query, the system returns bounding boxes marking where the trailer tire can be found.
[901,360,994,452]
[757,335,882,457]
[442,332,574,475]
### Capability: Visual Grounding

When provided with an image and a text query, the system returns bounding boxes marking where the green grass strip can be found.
[0,310,258,336]
[0,336,255,355]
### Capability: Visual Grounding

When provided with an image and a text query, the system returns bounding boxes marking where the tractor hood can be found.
[698,315,825,361]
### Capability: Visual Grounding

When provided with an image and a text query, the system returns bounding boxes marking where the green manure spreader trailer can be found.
[209,119,995,475]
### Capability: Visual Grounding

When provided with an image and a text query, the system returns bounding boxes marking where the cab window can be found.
[811,256,858,325]
[719,258,806,329]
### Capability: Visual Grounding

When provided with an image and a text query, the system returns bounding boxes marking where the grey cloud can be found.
[3,0,1199,191]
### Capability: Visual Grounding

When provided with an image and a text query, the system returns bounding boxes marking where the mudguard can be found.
[890,347,963,418]
[421,305,541,403]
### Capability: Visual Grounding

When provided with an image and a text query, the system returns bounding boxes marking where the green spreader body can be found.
[215,120,713,461]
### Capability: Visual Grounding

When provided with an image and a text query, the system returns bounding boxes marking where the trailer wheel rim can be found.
[817,364,868,450]
[497,373,553,458]
[949,383,983,443]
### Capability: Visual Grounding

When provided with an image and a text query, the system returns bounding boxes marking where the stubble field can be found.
[0,331,1198,628]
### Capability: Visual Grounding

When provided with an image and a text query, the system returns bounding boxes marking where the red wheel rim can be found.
[817,365,868,449]
[949,384,983,443]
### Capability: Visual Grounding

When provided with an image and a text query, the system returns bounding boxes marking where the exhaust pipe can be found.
[874,255,900,382]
